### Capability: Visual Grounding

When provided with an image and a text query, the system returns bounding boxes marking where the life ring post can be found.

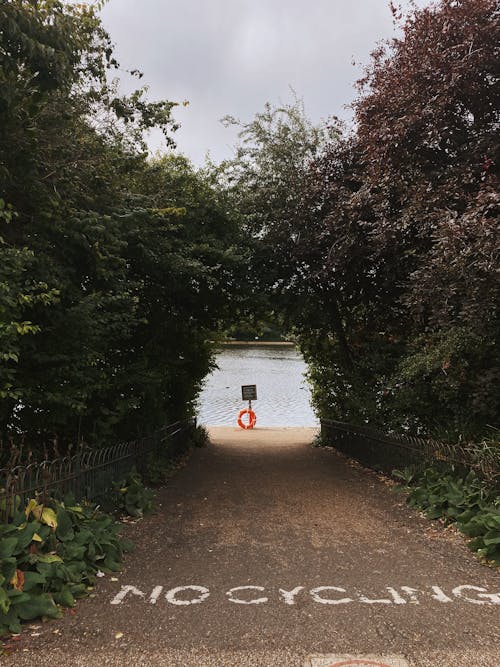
[238,385,257,429]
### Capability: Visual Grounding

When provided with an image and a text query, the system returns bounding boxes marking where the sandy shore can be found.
[220,341,296,347]
[208,425,319,445]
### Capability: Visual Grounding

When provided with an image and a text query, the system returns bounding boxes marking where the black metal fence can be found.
[0,420,194,522]
[320,419,499,485]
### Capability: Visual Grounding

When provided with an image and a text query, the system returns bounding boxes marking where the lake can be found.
[197,344,319,427]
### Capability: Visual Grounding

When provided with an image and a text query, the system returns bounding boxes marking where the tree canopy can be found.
[223,0,499,441]
[0,1,241,455]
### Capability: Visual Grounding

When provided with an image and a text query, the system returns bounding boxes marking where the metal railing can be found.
[0,420,194,522]
[320,419,499,485]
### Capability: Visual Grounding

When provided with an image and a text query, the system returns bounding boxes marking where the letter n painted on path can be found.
[110,585,145,605]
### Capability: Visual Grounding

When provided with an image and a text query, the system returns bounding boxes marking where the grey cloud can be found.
[100,0,431,165]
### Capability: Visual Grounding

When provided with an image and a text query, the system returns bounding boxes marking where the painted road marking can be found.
[305,655,409,667]
[110,584,500,606]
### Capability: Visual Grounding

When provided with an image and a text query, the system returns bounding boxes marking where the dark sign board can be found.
[241,385,257,401]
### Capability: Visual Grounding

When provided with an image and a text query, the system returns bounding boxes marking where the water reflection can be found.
[197,344,318,427]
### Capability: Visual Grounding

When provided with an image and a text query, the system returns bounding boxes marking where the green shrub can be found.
[189,425,209,448]
[112,469,154,518]
[0,498,130,636]
[459,511,500,563]
[394,466,500,566]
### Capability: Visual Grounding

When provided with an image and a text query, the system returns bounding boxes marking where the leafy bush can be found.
[145,452,185,486]
[0,498,130,636]
[459,511,500,564]
[189,425,210,449]
[112,470,154,518]
[394,466,500,566]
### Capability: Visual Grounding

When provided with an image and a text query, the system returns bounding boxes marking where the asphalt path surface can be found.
[4,427,499,666]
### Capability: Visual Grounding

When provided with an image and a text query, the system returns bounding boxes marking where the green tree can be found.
[304,0,499,438]
[0,200,57,412]
[218,95,339,334]
[222,1,499,441]
[0,1,241,456]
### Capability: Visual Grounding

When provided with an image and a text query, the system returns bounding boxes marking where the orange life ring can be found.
[237,408,257,430]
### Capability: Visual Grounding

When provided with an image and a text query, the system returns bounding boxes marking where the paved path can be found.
[6,427,499,666]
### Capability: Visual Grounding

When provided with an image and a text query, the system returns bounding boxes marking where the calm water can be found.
[197,345,319,427]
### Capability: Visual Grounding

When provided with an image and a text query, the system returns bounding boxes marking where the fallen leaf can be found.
[115,632,124,639]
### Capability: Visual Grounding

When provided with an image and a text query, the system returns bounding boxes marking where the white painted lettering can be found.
[226,586,268,605]
[386,587,407,604]
[400,586,420,604]
[110,585,145,605]
[452,585,500,605]
[109,582,500,607]
[310,587,352,605]
[149,585,163,604]
[279,586,305,605]
[165,585,210,606]
[431,586,453,603]
[358,592,392,604]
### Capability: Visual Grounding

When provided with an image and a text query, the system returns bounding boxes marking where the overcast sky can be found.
[99,0,431,166]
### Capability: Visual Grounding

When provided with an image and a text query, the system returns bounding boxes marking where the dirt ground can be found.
[3,427,499,666]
